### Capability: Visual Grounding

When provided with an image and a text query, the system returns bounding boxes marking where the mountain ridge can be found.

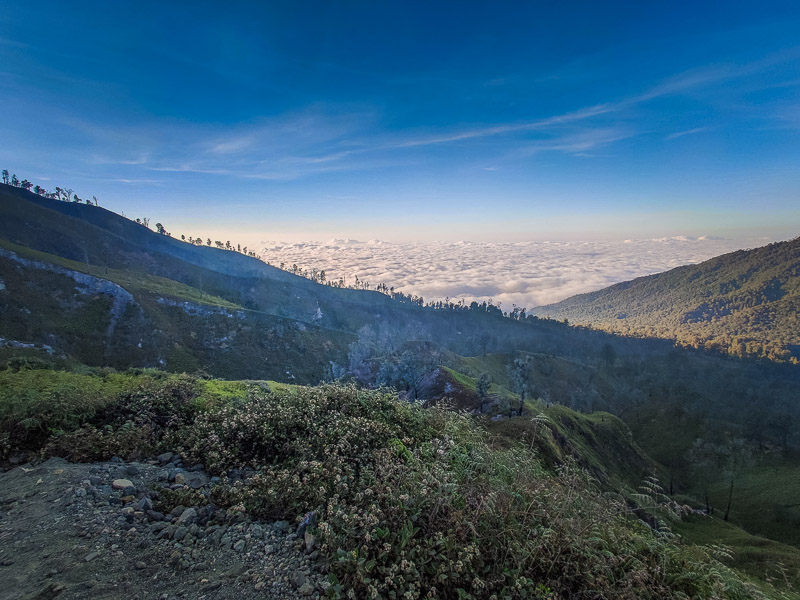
[532,237,800,362]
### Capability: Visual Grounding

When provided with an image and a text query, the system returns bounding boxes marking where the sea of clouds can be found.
[259,235,775,309]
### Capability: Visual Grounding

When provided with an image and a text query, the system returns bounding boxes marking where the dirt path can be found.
[0,458,326,600]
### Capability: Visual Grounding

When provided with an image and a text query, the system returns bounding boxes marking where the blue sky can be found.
[1,1,799,244]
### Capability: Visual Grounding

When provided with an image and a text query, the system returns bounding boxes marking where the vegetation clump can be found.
[177,384,765,599]
[0,370,788,598]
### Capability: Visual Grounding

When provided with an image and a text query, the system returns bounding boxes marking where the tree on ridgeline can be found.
[20,179,32,191]
[1,170,8,184]
[601,343,617,369]
[508,355,534,416]
[11,174,19,186]
[476,372,491,412]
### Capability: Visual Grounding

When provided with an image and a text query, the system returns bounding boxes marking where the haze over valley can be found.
[259,234,781,308]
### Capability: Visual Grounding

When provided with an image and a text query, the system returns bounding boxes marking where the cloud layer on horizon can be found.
[259,235,777,309]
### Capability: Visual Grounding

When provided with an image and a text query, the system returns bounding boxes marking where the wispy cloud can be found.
[665,126,712,140]
[45,49,800,183]
[390,103,614,148]
[0,35,29,49]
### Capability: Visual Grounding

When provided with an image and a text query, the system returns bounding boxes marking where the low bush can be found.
[0,370,199,460]
[177,384,765,599]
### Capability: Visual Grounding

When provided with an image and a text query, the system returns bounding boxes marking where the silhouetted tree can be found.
[477,372,491,411]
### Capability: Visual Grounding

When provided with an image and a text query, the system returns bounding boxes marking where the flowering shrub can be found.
[176,384,763,599]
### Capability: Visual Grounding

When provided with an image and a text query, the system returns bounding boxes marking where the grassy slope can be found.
[2,368,796,597]
[675,514,800,590]
[0,239,240,309]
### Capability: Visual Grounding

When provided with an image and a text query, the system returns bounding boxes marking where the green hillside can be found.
[531,237,800,363]
[2,369,796,598]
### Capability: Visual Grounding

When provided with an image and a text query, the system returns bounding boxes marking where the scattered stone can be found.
[157,452,174,464]
[134,561,146,570]
[186,473,208,489]
[135,497,153,512]
[177,507,197,526]
[304,531,318,553]
[298,580,315,596]
[173,526,188,542]
[111,479,133,490]
[174,473,186,485]
[84,551,100,562]
[233,539,246,552]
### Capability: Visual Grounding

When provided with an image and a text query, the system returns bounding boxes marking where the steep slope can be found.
[532,237,800,362]
[0,240,351,380]
[1,183,682,374]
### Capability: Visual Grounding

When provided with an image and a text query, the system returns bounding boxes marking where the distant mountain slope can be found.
[2,183,626,377]
[531,237,800,362]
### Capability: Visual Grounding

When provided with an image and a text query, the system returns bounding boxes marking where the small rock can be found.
[174,473,186,485]
[304,531,318,553]
[173,526,188,542]
[111,479,133,490]
[291,572,308,589]
[233,540,246,552]
[273,520,290,533]
[84,551,100,562]
[134,561,146,570]
[177,507,197,526]
[135,497,153,512]
[298,581,315,596]
[157,452,174,464]
[186,473,208,489]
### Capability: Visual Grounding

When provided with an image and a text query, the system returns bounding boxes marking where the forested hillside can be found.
[532,238,800,362]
